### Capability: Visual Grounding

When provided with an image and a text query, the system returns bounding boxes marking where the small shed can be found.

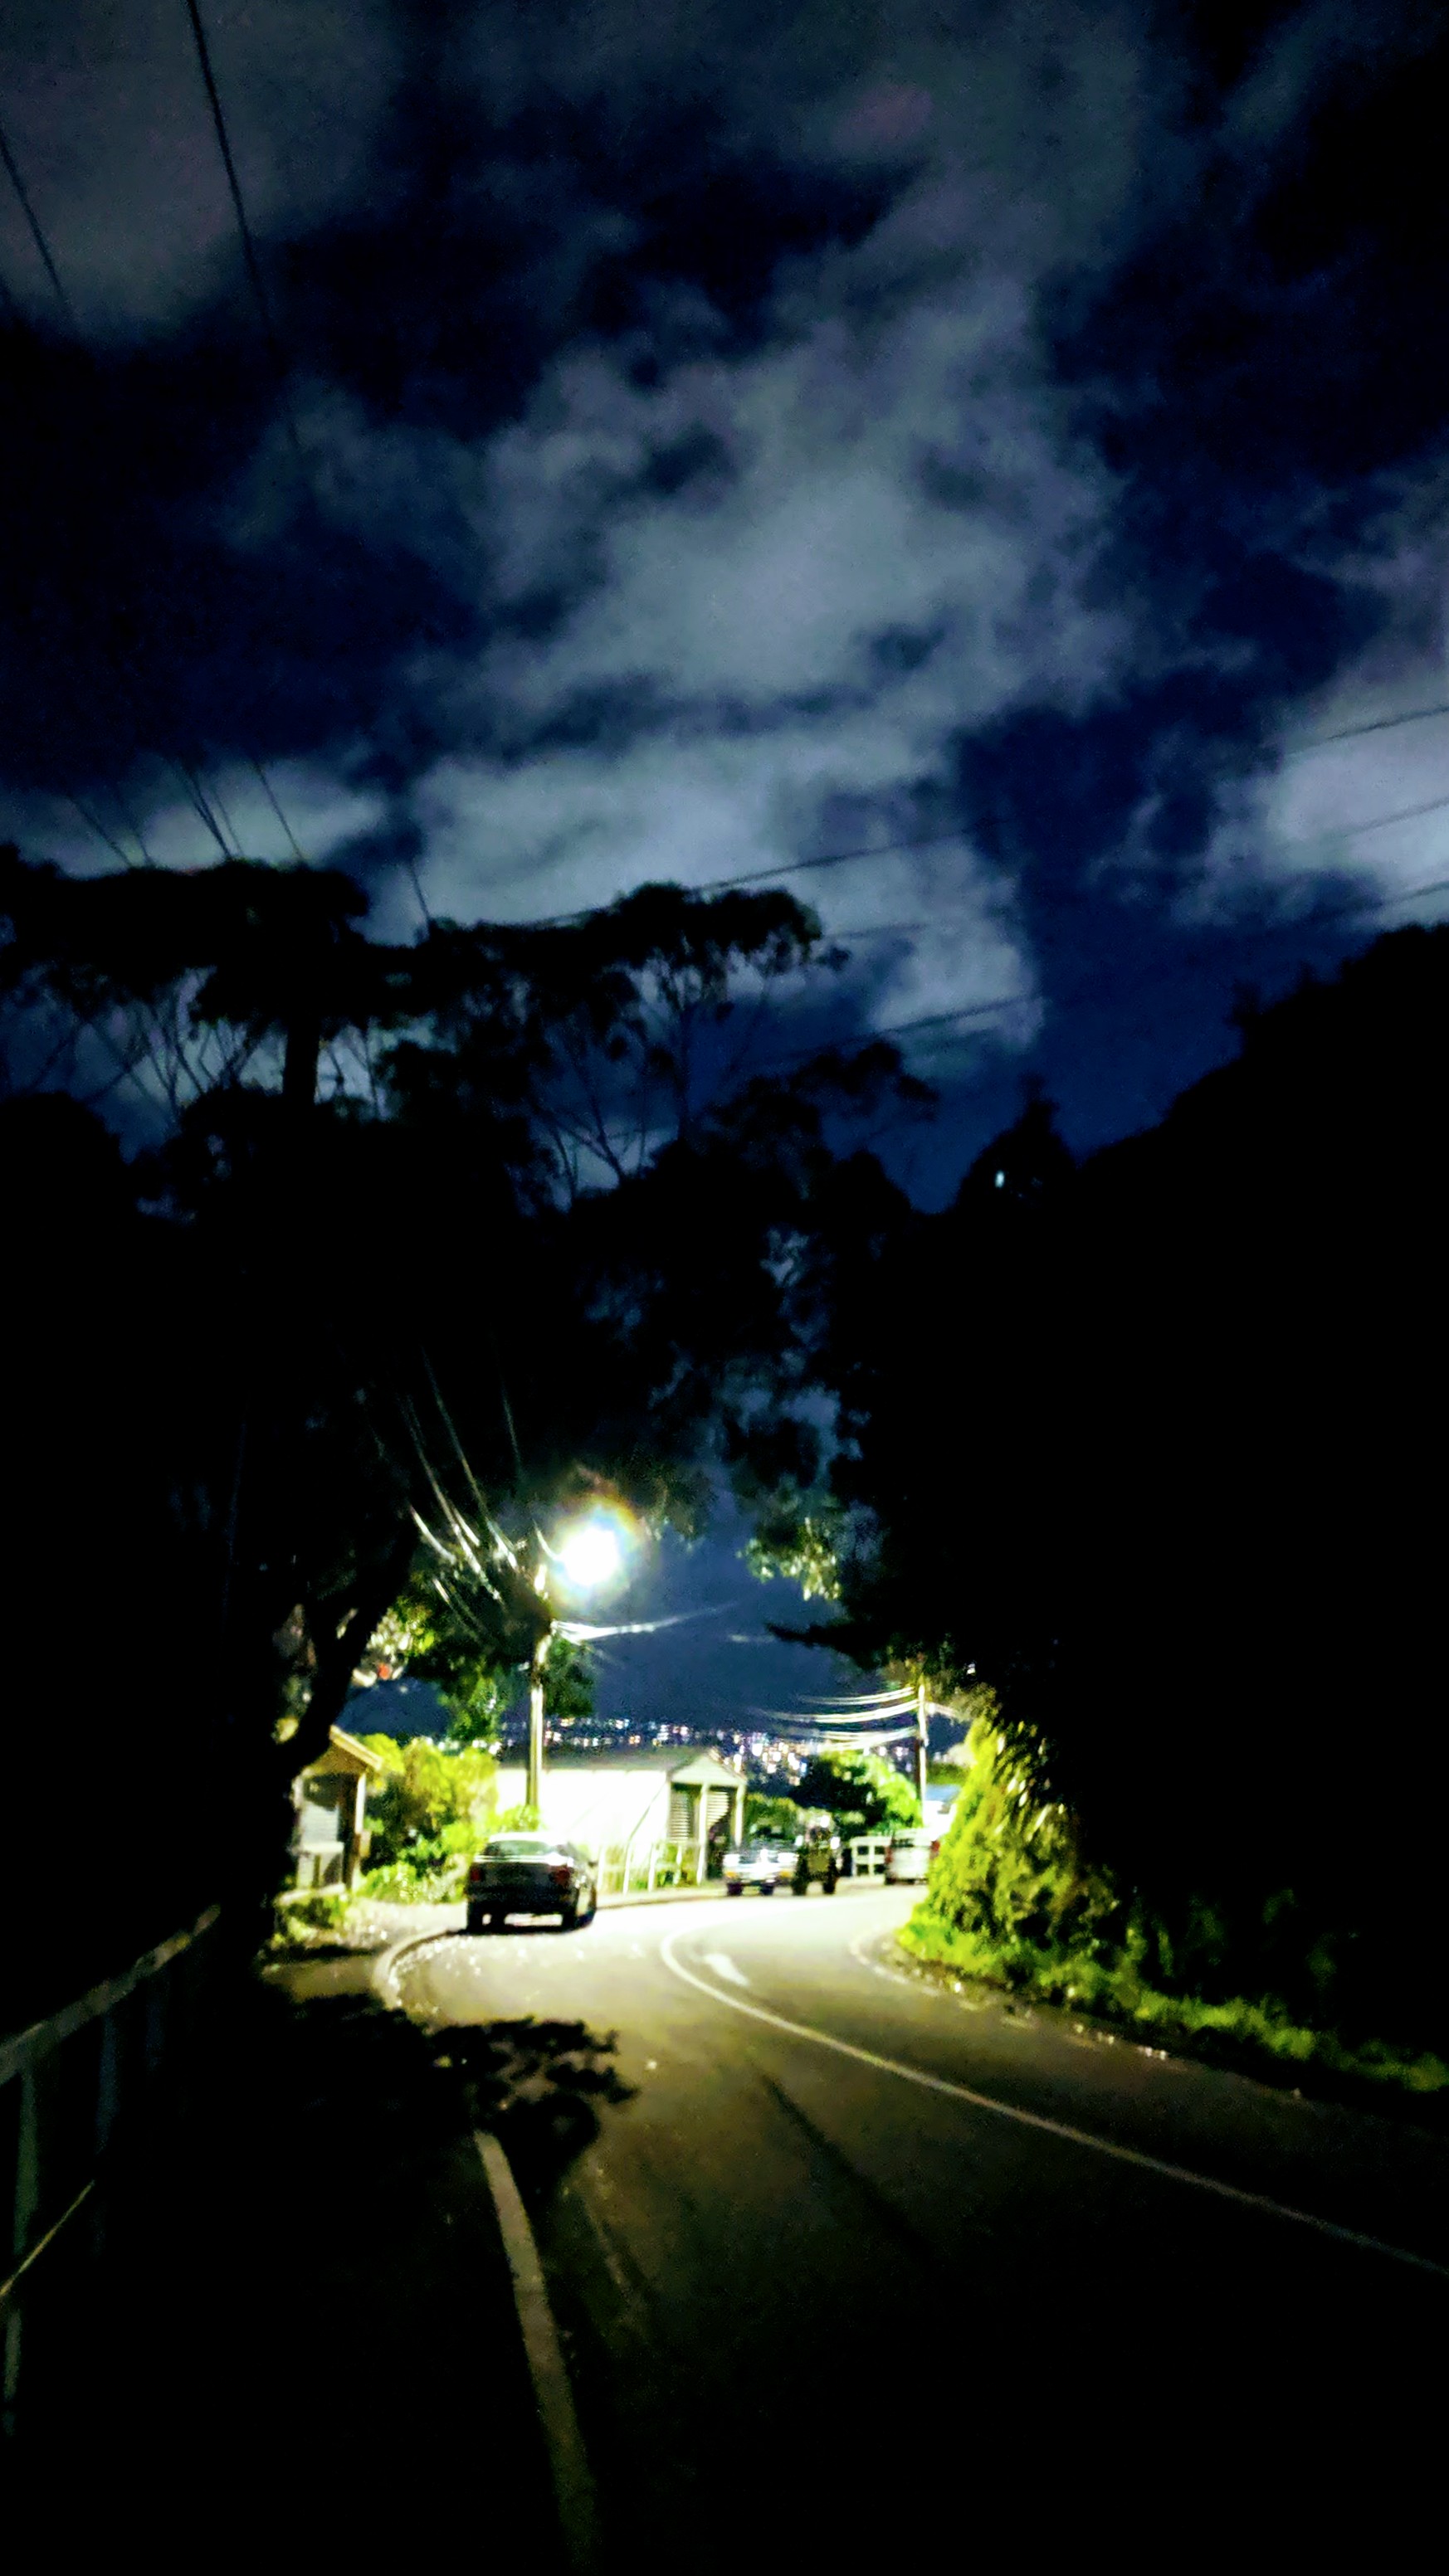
[666,1749,747,1870]
[291,1726,385,1889]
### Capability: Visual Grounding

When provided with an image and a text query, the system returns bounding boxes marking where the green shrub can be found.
[795,1750,920,1838]
[919,1717,1121,1972]
[358,1734,499,1869]
[359,1837,468,1903]
[271,1888,351,1945]
[905,1721,1449,2100]
[744,1794,803,1840]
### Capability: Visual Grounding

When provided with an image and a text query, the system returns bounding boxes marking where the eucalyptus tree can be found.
[2,840,927,1997]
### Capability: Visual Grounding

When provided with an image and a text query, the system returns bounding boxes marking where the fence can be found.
[0,1902,221,2434]
[849,1838,890,1880]
[594,1838,704,1897]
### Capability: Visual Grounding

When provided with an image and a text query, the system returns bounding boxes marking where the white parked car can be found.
[722,1839,796,1895]
[884,1830,938,1885]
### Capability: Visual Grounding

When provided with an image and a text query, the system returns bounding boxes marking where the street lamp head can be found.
[555,1513,626,1595]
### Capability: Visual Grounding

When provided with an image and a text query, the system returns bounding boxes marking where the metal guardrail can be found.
[1,1902,221,2431]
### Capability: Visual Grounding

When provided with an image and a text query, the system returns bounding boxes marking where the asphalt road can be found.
[402,1887,1447,2554]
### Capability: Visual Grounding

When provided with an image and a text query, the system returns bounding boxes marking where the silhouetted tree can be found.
[0,847,923,2026]
[800,927,1449,2048]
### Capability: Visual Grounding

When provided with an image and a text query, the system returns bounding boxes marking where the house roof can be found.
[665,1749,746,1789]
[493,1744,744,1785]
[299,1725,387,1780]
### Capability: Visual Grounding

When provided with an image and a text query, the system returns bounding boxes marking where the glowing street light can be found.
[526,1506,637,1814]
[556,1517,624,1594]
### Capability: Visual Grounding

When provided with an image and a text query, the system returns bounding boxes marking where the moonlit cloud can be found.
[311,197,1123,1060]
[0,760,390,881]
[0,0,400,338]
[6,2,1449,1169]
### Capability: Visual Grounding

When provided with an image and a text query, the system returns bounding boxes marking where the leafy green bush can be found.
[359,1836,467,1903]
[744,1793,803,1840]
[795,1749,920,1838]
[271,1889,351,1945]
[351,1734,502,1901]
[905,1720,1449,2100]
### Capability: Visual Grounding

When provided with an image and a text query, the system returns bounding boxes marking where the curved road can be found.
[402,1887,1447,2547]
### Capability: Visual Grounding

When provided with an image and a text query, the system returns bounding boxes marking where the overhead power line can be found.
[525,829,973,929]
[64,790,143,872]
[515,796,1428,937]
[0,41,312,889]
[1290,700,1449,752]
[250,756,305,862]
[0,114,76,329]
[754,862,1449,1079]
[517,704,1449,936]
[183,0,298,455]
[182,0,430,931]
[534,782,1449,933]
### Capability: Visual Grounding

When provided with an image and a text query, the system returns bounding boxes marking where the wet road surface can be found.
[402,1887,1447,2554]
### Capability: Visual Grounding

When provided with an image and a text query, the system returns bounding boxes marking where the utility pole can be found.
[526,1574,550,1819]
[915,1676,929,1816]
[521,1512,630,1822]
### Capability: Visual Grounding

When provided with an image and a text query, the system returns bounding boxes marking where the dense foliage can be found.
[743,1794,808,1840]
[354,1734,500,1900]
[798,926,1449,2063]
[793,1749,920,1838]
[907,1719,1448,2096]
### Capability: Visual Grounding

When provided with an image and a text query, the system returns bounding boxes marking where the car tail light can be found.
[549,1864,573,1887]
[468,1862,485,1885]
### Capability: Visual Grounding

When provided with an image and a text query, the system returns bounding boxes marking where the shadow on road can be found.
[432,2018,636,2206]
[7,1970,631,2554]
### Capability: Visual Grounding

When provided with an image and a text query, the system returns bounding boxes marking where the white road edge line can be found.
[659,1932,1449,2281]
[475,2131,600,2575]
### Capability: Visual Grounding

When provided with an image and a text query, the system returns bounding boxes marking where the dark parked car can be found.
[792,1827,842,1895]
[466,1834,598,1933]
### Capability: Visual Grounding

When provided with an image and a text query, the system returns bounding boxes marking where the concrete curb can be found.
[475,2130,598,2574]
[369,1926,457,2009]
[365,1933,602,2563]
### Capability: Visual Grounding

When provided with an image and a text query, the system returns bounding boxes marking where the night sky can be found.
[349,1507,881,1746]
[6,0,1449,1216]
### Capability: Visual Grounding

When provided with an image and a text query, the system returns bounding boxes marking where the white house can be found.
[491,1744,746,1879]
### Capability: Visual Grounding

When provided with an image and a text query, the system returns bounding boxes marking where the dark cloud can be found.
[4,2,1449,1185]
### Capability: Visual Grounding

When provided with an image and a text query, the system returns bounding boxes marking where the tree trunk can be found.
[282,1010,321,1113]
[281,1526,418,1780]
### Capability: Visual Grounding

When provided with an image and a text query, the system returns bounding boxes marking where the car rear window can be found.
[485,1837,552,1855]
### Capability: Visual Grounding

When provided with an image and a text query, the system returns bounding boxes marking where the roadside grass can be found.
[266,1887,393,1956]
[898,1908,1449,2109]
[906,1714,1449,2119]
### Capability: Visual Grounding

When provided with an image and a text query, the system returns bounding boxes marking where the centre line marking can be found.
[658,1931,1448,2280]
[700,1951,750,1987]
